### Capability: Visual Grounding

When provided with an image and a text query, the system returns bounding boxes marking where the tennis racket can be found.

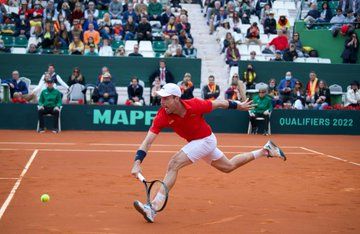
[137,173,169,212]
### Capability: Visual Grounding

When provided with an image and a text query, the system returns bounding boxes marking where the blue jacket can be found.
[277,78,297,93]
[98,81,116,98]
[3,79,28,98]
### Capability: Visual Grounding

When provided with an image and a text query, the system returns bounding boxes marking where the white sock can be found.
[252,149,264,159]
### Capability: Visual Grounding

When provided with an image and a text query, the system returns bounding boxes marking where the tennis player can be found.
[131,83,286,223]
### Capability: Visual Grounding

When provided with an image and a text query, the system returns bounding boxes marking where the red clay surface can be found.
[0,130,359,233]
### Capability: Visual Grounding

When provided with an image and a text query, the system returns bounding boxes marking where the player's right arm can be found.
[131,131,158,177]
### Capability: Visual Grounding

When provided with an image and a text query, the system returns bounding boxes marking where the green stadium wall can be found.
[237,61,360,90]
[294,21,360,64]
[0,54,202,87]
[0,104,359,135]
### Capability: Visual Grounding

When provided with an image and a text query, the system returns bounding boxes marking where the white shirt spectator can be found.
[99,45,114,56]
[33,73,69,96]
[345,87,360,106]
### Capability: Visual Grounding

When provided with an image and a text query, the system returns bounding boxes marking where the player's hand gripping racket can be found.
[137,173,169,212]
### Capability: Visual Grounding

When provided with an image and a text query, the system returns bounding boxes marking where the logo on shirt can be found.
[169,120,174,125]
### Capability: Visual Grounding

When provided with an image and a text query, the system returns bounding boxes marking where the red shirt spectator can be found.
[268,30,289,51]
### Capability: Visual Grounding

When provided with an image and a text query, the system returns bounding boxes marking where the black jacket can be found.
[202,84,220,100]
[127,84,144,101]
[283,49,298,61]
[149,68,175,84]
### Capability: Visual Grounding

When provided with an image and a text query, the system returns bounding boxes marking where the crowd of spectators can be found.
[0,0,197,58]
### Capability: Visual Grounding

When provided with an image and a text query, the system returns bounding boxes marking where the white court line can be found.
[0,150,39,220]
[300,147,359,167]
[0,148,310,155]
[0,142,76,145]
[0,178,18,180]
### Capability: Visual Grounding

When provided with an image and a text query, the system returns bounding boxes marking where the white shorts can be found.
[181,133,224,164]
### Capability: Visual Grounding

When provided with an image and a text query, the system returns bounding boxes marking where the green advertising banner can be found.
[0,104,359,135]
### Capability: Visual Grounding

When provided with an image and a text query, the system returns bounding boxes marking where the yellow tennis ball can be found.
[41,194,50,203]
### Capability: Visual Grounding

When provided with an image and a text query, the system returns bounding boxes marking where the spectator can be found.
[304,3,321,28]
[149,60,175,85]
[70,19,83,39]
[148,0,163,21]
[98,39,113,56]
[37,76,62,133]
[179,73,194,99]
[289,32,304,57]
[58,2,71,21]
[98,13,112,40]
[84,36,98,53]
[150,77,162,106]
[276,15,290,32]
[291,81,306,109]
[41,22,55,49]
[83,14,99,31]
[128,44,143,57]
[222,32,233,53]
[126,77,144,106]
[246,22,261,45]
[248,51,258,61]
[115,45,126,56]
[183,38,197,58]
[32,64,69,98]
[165,35,182,57]
[330,8,345,37]
[43,0,57,22]
[226,40,240,67]
[283,43,298,61]
[123,3,138,23]
[268,78,281,107]
[260,4,271,24]
[177,14,191,36]
[239,0,251,24]
[338,0,356,15]
[178,30,189,47]
[15,14,31,38]
[249,87,272,135]
[345,80,360,107]
[97,66,111,84]
[313,80,331,110]
[341,10,356,36]
[316,2,333,23]
[209,7,227,34]
[278,71,297,105]
[85,43,99,55]
[109,0,123,19]
[4,70,32,103]
[84,1,99,19]
[98,0,111,10]
[135,0,148,16]
[173,47,186,58]
[264,11,277,34]
[163,16,178,40]
[202,75,220,101]
[230,73,247,102]
[84,23,100,46]
[113,22,125,40]
[305,71,319,104]
[271,50,284,61]
[54,23,71,48]
[98,72,117,105]
[255,0,272,18]
[160,6,175,26]
[71,2,84,23]
[242,64,256,89]
[123,16,137,40]
[67,67,86,86]
[266,30,289,52]
[137,16,152,42]
[341,32,359,63]
[68,36,85,54]
[27,43,39,54]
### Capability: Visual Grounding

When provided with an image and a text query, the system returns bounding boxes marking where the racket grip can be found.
[137,173,146,182]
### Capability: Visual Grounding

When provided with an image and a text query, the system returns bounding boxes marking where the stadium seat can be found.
[260,34,269,44]
[125,40,139,53]
[284,2,296,10]
[318,58,331,64]
[98,10,108,19]
[111,40,124,50]
[240,55,250,61]
[139,41,153,52]
[238,44,249,55]
[20,77,31,88]
[239,24,250,34]
[141,51,155,58]
[37,106,62,132]
[1,35,14,47]
[11,47,26,54]
[14,36,28,48]
[268,34,277,42]
[294,57,306,63]
[248,45,262,55]
[153,41,167,52]
[306,57,319,63]
[329,84,343,106]
[272,1,284,9]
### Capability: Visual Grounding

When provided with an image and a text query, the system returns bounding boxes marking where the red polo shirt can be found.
[269,35,289,51]
[150,98,213,142]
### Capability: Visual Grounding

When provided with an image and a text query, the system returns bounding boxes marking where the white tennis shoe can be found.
[263,140,286,161]
[133,200,156,223]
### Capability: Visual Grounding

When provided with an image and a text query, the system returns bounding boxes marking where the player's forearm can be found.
[212,100,230,110]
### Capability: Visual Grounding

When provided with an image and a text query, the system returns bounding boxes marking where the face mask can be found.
[269,84,275,88]
[285,76,291,80]
[269,16,273,19]
[247,67,252,70]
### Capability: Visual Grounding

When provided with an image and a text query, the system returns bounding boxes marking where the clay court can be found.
[0,130,359,233]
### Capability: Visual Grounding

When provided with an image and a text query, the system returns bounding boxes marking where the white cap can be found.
[156,83,181,97]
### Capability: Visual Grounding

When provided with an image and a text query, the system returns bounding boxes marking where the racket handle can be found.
[137,173,146,182]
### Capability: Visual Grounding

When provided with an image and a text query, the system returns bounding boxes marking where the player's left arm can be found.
[211,98,255,111]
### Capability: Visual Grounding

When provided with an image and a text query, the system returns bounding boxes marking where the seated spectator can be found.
[148,0,163,21]
[202,75,220,101]
[98,13,113,40]
[85,43,98,56]
[230,11,241,33]
[165,35,182,57]
[67,67,86,86]
[149,60,175,85]
[345,80,360,107]
[268,78,281,107]
[123,16,137,40]
[113,21,124,41]
[266,30,289,52]
[173,47,186,58]
[69,36,85,55]
[276,15,290,32]
[179,73,194,99]
[15,15,31,38]
[98,0,111,11]
[291,81,306,110]
[206,1,221,25]
[289,32,304,57]
[239,0,251,24]
[71,2,84,23]
[183,38,197,58]
[248,51,258,61]
[305,71,319,104]
[313,80,330,110]
[109,0,123,19]
[83,14,99,31]
[123,3,138,24]
[330,8,345,37]
[246,22,261,45]
[283,43,298,61]
[3,70,32,103]
[222,32,233,53]
[97,66,111,84]
[226,40,240,67]
[58,2,72,21]
[316,2,333,23]
[98,72,117,105]
[278,71,297,106]
[176,14,192,37]
[342,10,356,36]
[271,50,284,61]
[264,11,277,35]
[242,64,256,89]
[256,0,272,18]
[137,16,152,42]
[84,36,98,53]
[163,16,178,40]
[54,23,71,48]
[160,6,175,26]
[304,3,321,28]
[260,4,271,24]
[37,76,62,133]
[84,23,100,46]
[27,43,39,54]
[341,32,359,63]
[178,30,189,47]
[84,1,99,19]
[128,44,143,57]
[135,0,148,17]
[209,7,227,34]
[248,87,272,135]
[126,77,144,106]
[42,22,55,49]
[70,19,83,39]
[98,39,113,56]
[150,77,162,106]
[115,45,126,56]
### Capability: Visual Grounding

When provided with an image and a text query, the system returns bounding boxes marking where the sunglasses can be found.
[259,91,266,93]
